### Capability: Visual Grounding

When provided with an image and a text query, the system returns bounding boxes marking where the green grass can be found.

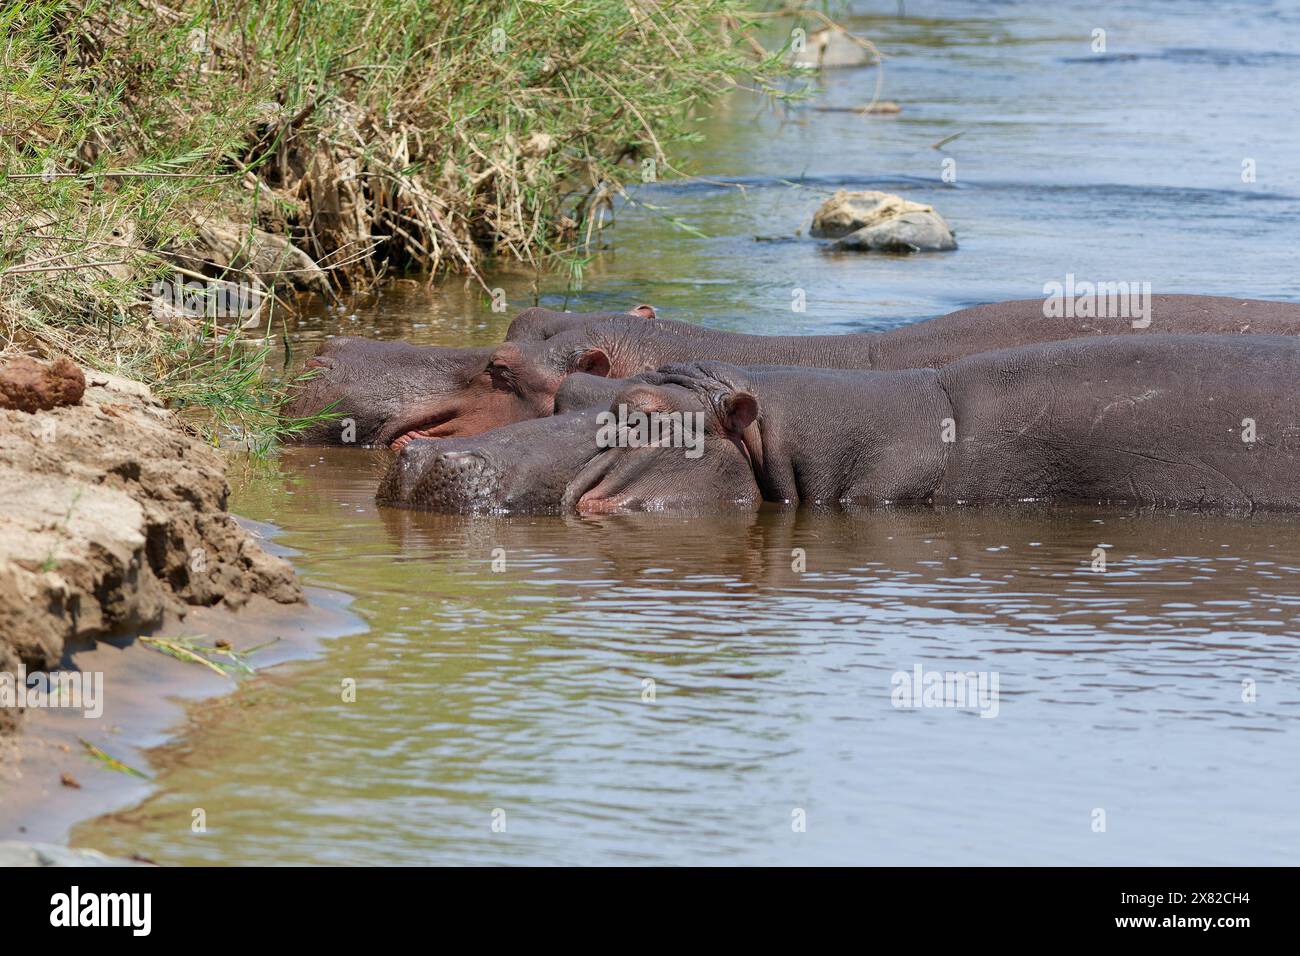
[1,0,794,447]
[80,739,150,779]
[140,635,281,679]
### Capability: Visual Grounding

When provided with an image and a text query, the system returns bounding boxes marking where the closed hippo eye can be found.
[485,362,514,387]
[618,384,672,416]
[305,356,335,370]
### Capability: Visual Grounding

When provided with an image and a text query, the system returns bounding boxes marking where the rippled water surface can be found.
[75,0,1300,864]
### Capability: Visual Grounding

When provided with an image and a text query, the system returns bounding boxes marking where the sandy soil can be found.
[0,358,363,854]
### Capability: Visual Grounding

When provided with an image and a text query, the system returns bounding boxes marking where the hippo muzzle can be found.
[375,409,605,514]
[379,444,506,512]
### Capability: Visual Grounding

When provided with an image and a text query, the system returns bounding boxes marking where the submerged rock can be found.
[811,190,957,253]
[812,101,902,115]
[791,27,877,70]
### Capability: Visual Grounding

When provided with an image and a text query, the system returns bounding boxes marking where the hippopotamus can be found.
[297,295,1300,447]
[301,295,1300,447]
[376,375,616,512]
[488,295,1300,410]
[284,306,655,446]
[379,334,1300,515]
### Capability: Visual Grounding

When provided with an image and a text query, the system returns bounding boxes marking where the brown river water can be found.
[71,0,1300,864]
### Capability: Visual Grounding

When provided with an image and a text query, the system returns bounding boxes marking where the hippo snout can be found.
[378,443,505,512]
[425,450,498,503]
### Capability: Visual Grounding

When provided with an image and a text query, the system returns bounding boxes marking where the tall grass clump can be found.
[0,0,789,444]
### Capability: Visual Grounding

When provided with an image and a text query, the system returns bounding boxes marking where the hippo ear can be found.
[574,347,612,377]
[630,304,656,319]
[720,391,759,434]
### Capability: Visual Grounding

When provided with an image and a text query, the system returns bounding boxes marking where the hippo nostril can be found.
[405,449,502,511]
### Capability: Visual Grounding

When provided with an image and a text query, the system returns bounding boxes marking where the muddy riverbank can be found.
[0,361,303,704]
[0,579,361,850]
[0,360,366,849]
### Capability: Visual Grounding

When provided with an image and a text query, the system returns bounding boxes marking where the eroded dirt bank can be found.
[0,358,303,737]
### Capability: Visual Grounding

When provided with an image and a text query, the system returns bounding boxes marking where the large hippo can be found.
[490,296,1300,410]
[380,334,1300,515]
[306,295,1300,447]
[284,306,655,446]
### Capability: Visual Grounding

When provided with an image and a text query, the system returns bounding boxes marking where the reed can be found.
[1,0,789,445]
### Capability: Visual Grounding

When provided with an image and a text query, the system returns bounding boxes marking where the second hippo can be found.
[380,334,1300,515]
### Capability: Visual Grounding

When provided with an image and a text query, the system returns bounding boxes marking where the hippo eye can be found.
[486,361,518,390]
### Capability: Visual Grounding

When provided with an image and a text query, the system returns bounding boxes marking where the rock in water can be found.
[0,357,85,413]
[832,211,958,253]
[791,28,876,69]
[811,190,957,253]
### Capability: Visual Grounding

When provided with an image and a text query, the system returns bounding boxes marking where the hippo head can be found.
[504,303,655,341]
[283,336,526,447]
[284,306,656,448]
[376,407,605,513]
[371,364,759,515]
[474,312,679,428]
[375,362,763,515]
[561,364,762,513]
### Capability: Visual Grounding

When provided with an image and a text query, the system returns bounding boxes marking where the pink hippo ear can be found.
[573,347,612,377]
[720,392,759,434]
[630,304,656,319]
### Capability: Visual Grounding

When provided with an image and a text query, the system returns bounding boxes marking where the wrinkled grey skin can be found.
[285,337,496,446]
[381,334,1300,515]
[285,306,654,446]
[566,335,1300,513]
[482,295,1300,425]
[375,408,604,513]
[551,371,628,413]
[296,296,1300,446]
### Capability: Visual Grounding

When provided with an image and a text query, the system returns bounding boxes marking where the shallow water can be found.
[75,0,1300,864]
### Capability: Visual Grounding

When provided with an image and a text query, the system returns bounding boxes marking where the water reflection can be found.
[75,447,1300,864]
